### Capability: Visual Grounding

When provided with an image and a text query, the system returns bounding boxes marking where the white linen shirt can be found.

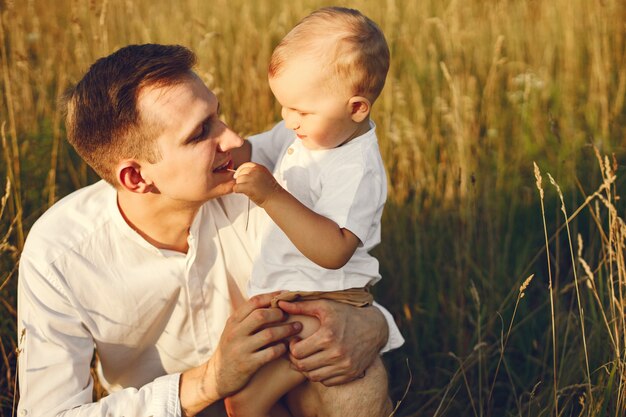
[247,121,386,295]
[17,180,404,417]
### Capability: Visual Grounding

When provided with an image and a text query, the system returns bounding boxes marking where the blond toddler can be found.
[229,7,403,417]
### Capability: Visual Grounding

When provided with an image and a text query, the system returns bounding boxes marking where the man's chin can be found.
[206,180,236,201]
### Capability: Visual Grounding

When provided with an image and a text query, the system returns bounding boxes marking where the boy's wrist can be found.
[260,180,287,209]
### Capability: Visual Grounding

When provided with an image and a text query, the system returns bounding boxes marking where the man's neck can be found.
[117,190,201,253]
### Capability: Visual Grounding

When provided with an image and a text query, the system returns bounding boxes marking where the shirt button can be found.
[19,410,27,416]
[287,147,294,155]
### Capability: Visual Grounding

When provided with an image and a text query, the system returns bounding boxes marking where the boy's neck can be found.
[340,118,371,147]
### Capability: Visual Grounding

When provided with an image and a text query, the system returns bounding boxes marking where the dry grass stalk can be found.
[468,280,484,416]
[547,172,593,409]
[387,359,413,417]
[11,329,25,417]
[434,352,476,417]
[577,234,618,355]
[533,162,559,416]
[487,274,534,411]
[0,20,23,250]
[450,352,479,417]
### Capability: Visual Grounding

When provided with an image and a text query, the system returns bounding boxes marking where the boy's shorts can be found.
[270,286,373,308]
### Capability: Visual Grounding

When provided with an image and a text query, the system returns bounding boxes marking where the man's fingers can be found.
[249,321,302,351]
[294,361,364,386]
[294,364,344,384]
[252,342,288,367]
[288,327,333,359]
[318,375,354,387]
[230,292,281,323]
[288,348,326,372]
[288,346,353,376]
[278,300,322,317]
[238,307,287,336]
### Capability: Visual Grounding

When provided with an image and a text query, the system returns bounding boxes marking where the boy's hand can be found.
[233,162,283,207]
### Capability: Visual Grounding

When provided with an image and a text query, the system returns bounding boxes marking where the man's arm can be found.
[18,255,300,417]
[234,162,359,269]
[18,257,175,416]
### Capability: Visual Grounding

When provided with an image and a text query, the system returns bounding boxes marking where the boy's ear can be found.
[348,96,371,123]
[116,160,154,193]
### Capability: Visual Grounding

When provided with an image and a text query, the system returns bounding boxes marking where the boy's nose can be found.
[282,108,300,130]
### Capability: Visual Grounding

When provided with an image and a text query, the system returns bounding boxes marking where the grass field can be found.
[1,0,626,415]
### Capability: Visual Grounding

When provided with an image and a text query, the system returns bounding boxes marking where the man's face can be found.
[138,73,243,204]
[268,58,362,150]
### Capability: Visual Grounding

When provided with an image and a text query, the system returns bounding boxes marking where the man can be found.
[17,44,403,416]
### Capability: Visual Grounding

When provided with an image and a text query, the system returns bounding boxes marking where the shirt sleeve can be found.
[249,121,290,172]
[314,159,384,244]
[17,255,182,417]
[372,301,405,352]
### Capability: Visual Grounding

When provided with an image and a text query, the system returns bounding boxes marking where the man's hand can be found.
[180,292,302,416]
[278,299,388,386]
[233,162,283,207]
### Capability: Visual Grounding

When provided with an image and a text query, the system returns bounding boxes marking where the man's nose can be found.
[217,124,244,152]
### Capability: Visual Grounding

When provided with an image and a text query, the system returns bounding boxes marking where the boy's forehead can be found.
[271,56,350,98]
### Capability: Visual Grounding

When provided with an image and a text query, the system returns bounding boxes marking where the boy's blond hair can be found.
[269,7,390,102]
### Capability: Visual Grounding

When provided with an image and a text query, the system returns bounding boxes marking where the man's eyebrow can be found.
[182,101,221,145]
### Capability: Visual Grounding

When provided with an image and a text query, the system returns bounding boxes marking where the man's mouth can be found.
[213,159,233,173]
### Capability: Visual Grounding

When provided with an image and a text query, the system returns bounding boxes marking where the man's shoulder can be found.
[23,180,117,261]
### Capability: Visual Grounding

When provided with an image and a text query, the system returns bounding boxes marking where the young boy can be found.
[229,7,402,417]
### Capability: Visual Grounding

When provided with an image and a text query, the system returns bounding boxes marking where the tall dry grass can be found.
[1,0,625,415]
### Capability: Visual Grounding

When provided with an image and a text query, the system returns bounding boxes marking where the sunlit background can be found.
[1,0,625,415]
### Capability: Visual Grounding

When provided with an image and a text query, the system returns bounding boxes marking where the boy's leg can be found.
[285,357,392,417]
[225,357,304,417]
[225,315,320,417]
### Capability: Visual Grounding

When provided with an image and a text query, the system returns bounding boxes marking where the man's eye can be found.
[192,120,211,142]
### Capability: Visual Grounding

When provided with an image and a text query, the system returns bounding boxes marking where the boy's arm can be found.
[233,162,359,269]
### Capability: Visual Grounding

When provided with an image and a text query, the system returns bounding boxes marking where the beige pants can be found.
[270,286,373,308]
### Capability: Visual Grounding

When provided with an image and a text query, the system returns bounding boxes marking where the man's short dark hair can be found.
[62,44,197,185]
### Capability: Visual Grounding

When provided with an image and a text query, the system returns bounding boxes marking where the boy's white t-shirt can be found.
[247,120,386,296]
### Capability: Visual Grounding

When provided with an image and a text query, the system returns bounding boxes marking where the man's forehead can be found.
[137,74,216,119]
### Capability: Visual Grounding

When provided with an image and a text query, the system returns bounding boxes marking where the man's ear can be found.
[348,96,371,123]
[116,160,154,193]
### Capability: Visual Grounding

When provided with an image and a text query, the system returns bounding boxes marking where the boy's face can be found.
[137,73,243,204]
[268,58,366,150]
